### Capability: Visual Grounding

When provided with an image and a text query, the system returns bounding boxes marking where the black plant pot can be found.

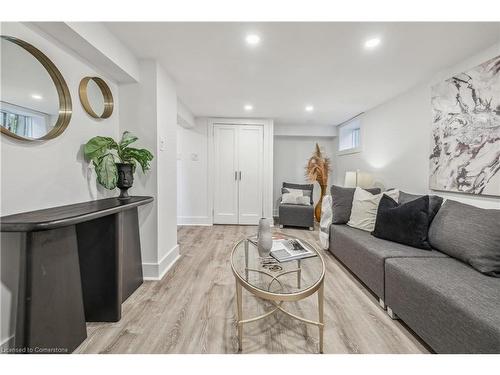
[116,163,134,200]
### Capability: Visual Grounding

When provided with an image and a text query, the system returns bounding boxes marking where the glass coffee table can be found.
[230,233,325,353]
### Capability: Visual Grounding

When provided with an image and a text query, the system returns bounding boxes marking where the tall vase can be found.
[315,184,327,222]
[257,218,273,257]
[116,163,134,200]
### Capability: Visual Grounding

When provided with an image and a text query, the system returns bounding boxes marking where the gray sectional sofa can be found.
[328,197,500,354]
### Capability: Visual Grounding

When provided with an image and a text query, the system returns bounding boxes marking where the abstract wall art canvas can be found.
[429,55,500,196]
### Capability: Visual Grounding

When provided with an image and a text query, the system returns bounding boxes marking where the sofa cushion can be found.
[428,200,500,277]
[330,185,381,224]
[372,195,432,250]
[347,188,399,232]
[385,257,500,353]
[399,191,443,222]
[329,224,447,299]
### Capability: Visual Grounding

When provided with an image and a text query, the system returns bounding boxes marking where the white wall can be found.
[176,117,274,225]
[32,22,140,83]
[0,22,120,347]
[177,100,196,129]
[119,60,179,279]
[274,124,337,137]
[273,136,336,214]
[177,118,210,225]
[118,61,158,268]
[333,42,500,209]
[156,64,179,270]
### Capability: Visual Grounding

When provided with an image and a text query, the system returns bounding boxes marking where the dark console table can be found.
[0,196,153,353]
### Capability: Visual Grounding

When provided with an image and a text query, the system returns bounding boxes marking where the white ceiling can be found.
[106,22,500,126]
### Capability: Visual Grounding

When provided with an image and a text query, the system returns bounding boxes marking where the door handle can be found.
[235,171,238,181]
[239,171,242,180]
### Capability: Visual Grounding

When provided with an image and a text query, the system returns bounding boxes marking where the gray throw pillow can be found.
[428,200,500,277]
[399,191,443,222]
[330,185,381,224]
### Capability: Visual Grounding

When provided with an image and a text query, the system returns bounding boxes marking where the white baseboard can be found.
[177,216,212,226]
[142,244,180,281]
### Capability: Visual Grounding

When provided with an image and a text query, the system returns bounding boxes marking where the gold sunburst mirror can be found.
[79,77,114,119]
[0,35,72,141]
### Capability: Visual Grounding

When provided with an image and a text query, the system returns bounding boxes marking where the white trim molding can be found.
[142,244,180,280]
[177,216,213,226]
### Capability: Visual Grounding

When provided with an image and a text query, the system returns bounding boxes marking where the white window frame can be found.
[337,117,362,156]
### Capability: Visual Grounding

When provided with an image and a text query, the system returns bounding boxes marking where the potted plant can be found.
[84,131,154,199]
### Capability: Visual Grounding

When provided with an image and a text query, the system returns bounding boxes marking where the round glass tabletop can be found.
[231,233,325,296]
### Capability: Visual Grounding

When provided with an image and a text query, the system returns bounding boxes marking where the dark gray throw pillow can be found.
[330,185,381,224]
[372,195,432,250]
[428,200,500,277]
[399,191,443,222]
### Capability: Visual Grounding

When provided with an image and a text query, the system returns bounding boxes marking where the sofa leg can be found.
[387,307,399,320]
[309,226,314,231]
[378,298,386,310]
[279,224,284,229]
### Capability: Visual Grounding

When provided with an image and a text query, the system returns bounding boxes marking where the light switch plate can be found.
[159,137,166,151]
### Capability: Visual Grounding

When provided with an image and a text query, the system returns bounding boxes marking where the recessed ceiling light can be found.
[305,105,314,112]
[245,34,260,46]
[244,104,253,111]
[31,94,43,100]
[364,37,381,49]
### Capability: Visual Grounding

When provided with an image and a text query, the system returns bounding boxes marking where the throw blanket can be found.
[319,195,333,249]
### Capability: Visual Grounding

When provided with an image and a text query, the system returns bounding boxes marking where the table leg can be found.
[236,279,243,351]
[297,259,302,288]
[244,240,249,281]
[318,281,324,353]
[16,226,87,353]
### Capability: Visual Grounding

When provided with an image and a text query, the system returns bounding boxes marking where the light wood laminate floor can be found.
[75,225,430,354]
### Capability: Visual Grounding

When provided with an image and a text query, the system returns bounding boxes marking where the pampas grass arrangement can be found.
[305,143,331,222]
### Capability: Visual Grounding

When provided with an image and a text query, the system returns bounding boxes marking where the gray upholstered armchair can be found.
[278,182,315,230]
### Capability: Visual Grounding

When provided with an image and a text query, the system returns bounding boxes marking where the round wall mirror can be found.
[0,35,72,141]
[79,77,114,119]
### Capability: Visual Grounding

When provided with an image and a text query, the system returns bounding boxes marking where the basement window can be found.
[338,118,361,155]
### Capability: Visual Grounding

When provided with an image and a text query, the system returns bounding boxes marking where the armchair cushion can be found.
[279,204,315,228]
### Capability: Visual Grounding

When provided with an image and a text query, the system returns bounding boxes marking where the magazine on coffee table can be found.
[247,235,316,262]
[270,239,316,262]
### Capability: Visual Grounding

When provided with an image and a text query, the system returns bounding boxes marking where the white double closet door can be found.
[213,124,264,225]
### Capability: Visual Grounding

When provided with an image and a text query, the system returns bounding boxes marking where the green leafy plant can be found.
[84,131,154,190]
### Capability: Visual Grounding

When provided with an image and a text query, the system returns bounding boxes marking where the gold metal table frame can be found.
[230,236,325,353]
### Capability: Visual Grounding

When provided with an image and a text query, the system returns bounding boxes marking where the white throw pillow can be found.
[281,193,311,206]
[347,187,399,232]
[296,196,311,206]
[319,195,333,249]
[281,193,297,204]
[285,188,304,197]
